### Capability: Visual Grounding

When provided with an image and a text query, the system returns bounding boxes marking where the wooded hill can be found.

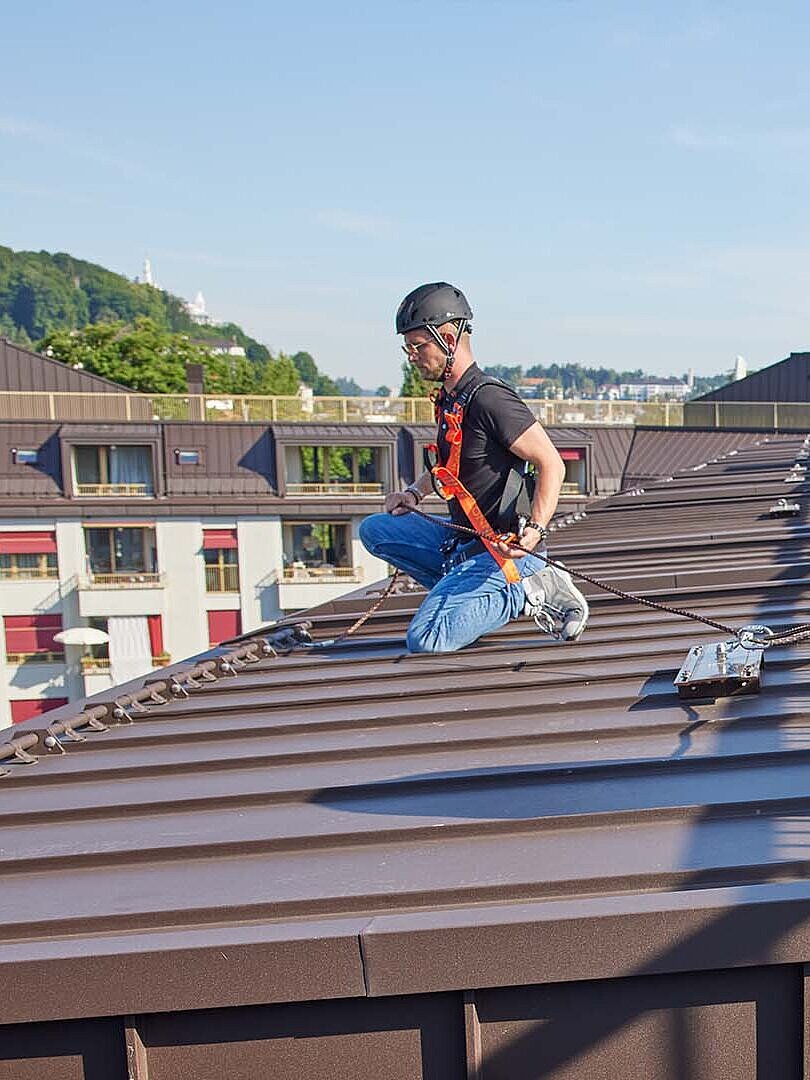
[0,245,269,359]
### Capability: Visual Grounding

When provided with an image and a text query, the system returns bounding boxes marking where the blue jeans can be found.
[359,511,546,653]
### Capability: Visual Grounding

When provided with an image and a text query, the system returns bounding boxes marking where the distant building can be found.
[618,379,688,402]
[734,355,747,381]
[202,337,246,358]
[187,290,213,326]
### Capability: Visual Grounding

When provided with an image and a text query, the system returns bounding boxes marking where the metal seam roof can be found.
[1,431,810,1024]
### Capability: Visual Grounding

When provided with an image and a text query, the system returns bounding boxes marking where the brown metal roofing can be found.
[163,422,276,496]
[621,428,768,487]
[270,422,398,444]
[1,430,810,1053]
[694,351,810,403]
[0,338,132,395]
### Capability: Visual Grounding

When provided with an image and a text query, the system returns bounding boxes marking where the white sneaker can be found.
[523,561,589,641]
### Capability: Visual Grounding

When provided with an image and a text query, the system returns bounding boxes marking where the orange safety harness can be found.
[427,397,521,584]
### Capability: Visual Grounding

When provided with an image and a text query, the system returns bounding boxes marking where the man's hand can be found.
[385,490,419,516]
[494,525,544,559]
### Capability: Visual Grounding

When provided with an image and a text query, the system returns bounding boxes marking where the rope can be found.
[407,507,810,648]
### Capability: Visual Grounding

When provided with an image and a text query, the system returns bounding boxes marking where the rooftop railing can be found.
[1,390,809,429]
[285,482,384,496]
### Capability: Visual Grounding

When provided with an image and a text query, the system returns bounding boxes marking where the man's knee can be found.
[406,615,455,654]
[359,513,388,555]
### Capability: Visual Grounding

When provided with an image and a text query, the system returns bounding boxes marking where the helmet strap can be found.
[426,318,468,382]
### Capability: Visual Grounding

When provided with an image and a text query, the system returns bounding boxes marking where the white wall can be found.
[237,516,283,631]
[155,519,208,661]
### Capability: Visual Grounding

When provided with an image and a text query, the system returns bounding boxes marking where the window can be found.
[0,532,58,579]
[175,449,201,465]
[208,609,241,646]
[12,449,39,465]
[84,527,158,579]
[11,698,68,725]
[4,614,64,662]
[559,449,587,494]
[282,522,354,580]
[285,446,387,494]
[203,529,240,593]
[73,445,154,496]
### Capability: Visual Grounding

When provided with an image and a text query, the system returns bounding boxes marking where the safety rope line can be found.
[409,506,809,647]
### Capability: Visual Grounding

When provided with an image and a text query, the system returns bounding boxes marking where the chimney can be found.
[186,364,204,396]
[186,364,205,421]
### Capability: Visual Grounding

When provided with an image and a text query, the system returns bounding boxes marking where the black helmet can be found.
[395,282,473,335]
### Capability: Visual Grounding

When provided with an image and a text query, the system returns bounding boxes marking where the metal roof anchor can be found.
[674,628,769,701]
[170,679,189,698]
[112,704,135,724]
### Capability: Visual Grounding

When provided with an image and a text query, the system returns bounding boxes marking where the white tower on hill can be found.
[187,290,212,325]
[142,258,155,287]
[734,355,747,381]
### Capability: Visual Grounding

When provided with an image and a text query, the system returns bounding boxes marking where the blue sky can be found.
[3,1,810,387]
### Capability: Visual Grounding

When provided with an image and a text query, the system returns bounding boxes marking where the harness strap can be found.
[432,401,520,584]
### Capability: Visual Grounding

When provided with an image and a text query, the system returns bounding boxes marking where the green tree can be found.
[376,385,391,397]
[399,359,432,397]
[291,350,339,395]
[335,375,364,395]
[38,318,231,394]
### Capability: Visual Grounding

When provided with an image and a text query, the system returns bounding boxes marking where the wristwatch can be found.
[404,485,423,504]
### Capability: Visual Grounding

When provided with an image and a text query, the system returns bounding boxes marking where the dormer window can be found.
[73,445,154,497]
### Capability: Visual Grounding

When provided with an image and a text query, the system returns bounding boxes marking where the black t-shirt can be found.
[435,363,537,530]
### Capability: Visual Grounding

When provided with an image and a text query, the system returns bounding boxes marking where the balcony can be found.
[205,565,240,593]
[282,565,364,584]
[286,482,384,496]
[79,655,170,674]
[75,482,153,498]
[79,572,165,589]
[6,651,64,665]
[0,566,58,580]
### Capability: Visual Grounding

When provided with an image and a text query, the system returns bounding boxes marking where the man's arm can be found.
[385,469,432,516]
[496,421,565,556]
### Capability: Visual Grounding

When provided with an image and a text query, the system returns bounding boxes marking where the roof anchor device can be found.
[674,625,771,700]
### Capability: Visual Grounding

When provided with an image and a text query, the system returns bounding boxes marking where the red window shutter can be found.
[147,615,164,656]
[207,609,242,646]
[4,614,63,654]
[203,529,238,550]
[11,698,68,725]
[0,531,57,554]
[558,449,585,461]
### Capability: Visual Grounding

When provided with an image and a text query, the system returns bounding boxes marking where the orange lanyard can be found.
[430,402,520,584]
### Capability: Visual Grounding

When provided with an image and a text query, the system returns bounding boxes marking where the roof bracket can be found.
[170,679,189,697]
[12,744,38,764]
[675,640,764,701]
[60,721,86,742]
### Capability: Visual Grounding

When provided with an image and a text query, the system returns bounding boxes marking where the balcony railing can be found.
[80,655,170,673]
[0,567,58,580]
[281,566,364,583]
[75,482,153,497]
[78,572,165,589]
[286,482,384,496]
[3,389,809,430]
[6,651,64,664]
[205,565,240,592]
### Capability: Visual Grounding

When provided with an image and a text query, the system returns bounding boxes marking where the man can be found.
[359,282,588,653]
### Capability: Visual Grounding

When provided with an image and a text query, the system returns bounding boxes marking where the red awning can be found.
[203,529,238,550]
[0,531,57,555]
[558,449,585,461]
